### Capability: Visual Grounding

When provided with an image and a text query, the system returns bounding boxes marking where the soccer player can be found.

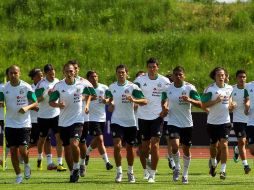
[83,70,113,171]
[134,57,170,182]
[105,64,147,183]
[49,62,95,183]
[35,64,66,171]
[202,67,233,180]
[230,70,251,174]
[0,65,37,183]
[162,66,202,184]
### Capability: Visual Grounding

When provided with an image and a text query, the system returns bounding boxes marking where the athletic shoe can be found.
[57,164,67,172]
[143,169,150,180]
[47,163,57,170]
[15,175,23,184]
[127,172,136,183]
[115,172,122,183]
[244,165,251,174]
[37,159,42,170]
[209,166,216,177]
[106,162,113,170]
[24,165,31,179]
[233,146,239,163]
[70,169,80,183]
[80,164,86,177]
[173,169,180,181]
[85,155,90,166]
[220,172,226,180]
[182,176,188,184]
[168,157,175,170]
[148,175,155,183]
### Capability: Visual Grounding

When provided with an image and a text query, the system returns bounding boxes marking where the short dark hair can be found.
[116,64,128,73]
[67,60,80,68]
[86,70,97,79]
[135,70,145,78]
[44,64,54,73]
[173,66,185,73]
[28,68,41,79]
[146,57,158,66]
[235,70,246,77]
[209,67,226,80]
[63,62,74,71]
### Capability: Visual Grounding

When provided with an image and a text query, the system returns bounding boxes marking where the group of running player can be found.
[0,57,253,185]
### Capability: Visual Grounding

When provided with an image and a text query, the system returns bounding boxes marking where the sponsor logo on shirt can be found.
[16,95,27,106]
[157,83,162,88]
[152,87,161,97]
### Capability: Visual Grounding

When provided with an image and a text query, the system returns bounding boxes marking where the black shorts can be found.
[164,125,192,146]
[88,122,105,136]
[80,122,89,144]
[233,122,247,139]
[138,117,163,141]
[38,116,59,137]
[136,130,142,146]
[30,123,40,145]
[206,123,231,144]
[0,120,4,131]
[59,123,83,146]
[111,124,137,146]
[5,127,31,147]
[246,126,254,144]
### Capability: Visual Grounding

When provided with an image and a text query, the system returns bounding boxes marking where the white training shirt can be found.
[165,82,200,128]
[134,74,170,120]
[106,81,145,127]
[1,80,36,128]
[49,79,95,127]
[203,83,233,125]
[0,83,4,121]
[232,84,248,123]
[36,78,60,119]
[245,82,254,126]
[89,83,108,122]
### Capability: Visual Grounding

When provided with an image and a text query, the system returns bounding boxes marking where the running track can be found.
[1,146,252,159]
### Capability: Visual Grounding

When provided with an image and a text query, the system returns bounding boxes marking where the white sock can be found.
[149,170,156,177]
[24,163,30,167]
[86,146,93,156]
[46,154,53,165]
[148,154,151,160]
[168,154,176,168]
[172,151,181,170]
[242,160,248,166]
[80,158,86,165]
[211,158,217,167]
[128,165,133,174]
[116,166,122,174]
[73,162,80,170]
[221,163,226,173]
[183,155,191,177]
[102,153,109,164]
[57,157,63,165]
[38,153,43,160]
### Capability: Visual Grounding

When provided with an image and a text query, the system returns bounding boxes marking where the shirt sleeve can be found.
[49,90,60,102]
[161,92,168,101]
[201,92,212,103]
[190,90,201,101]
[27,91,37,102]
[83,87,96,96]
[35,88,45,97]
[105,89,113,98]
[244,89,249,98]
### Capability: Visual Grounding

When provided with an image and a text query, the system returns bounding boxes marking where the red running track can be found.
[1,146,252,159]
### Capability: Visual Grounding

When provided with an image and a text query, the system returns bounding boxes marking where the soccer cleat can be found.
[115,172,122,183]
[57,164,67,172]
[182,176,188,184]
[244,165,251,174]
[47,163,57,170]
[220,172,226,180]
[168,157,175,170]
[173,169,180,181]
[148,175,155,183]
[37,159,42,170]
[143,169,150,180]
[24,165,31,179]
[70,169,80,183]
[80,164,86,177]
[233,146,239,163]
[127,172,136,183]
[15,175,23,184]
[85,155,90,166]
[106,162,113,170]
[209,166,216,177]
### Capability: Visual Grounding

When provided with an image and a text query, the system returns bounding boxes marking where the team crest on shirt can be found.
[99,90,103,95]
[76,88,81,93]
[182,91,187,95]
[157,83,162,88]
[19,89,24,94]
[113,90,116,93]
[234,93,237,96]
[125,89,129,94]
[6,91,9,94]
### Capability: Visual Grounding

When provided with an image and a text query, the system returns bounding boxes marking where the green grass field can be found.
[0,157,254,190]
